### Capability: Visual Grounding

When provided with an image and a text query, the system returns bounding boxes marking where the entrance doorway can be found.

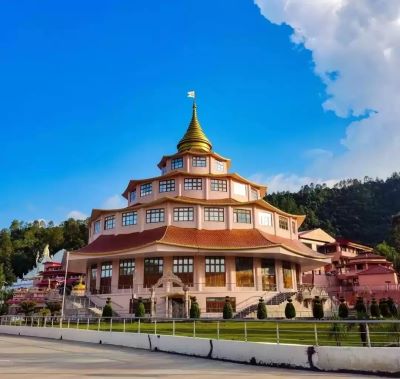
[171,298,185,318]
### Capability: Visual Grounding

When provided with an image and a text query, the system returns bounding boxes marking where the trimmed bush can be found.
[355,297,367,317]
[190,297,201,319]
[338,297,349,319]
[223,296,233,319]
[312,296,324,320]
[136,297,145,318]
[379,298,391,318]
[387,297,398,317]
[284,298,296,319]
[257,298,267,320]
[102,297,113,320]
[370,297,380,318]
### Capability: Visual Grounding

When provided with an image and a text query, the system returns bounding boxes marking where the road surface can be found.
[0,334,377,378]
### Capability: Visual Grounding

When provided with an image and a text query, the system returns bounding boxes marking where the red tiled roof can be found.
[358,265,396,275]
[74,226,326,259]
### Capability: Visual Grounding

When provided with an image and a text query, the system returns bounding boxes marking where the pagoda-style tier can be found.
[69,101,330,318]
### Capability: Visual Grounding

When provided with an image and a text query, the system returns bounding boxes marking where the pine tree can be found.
[223,297,233,319]
[256,298,267,320]
[136,297,145,318]
[189,297,201,319]
[312,296,324,320]
[370,298,380,318]
[0,230,16,284]
[379,298,391,318]
[387,297,398,317]
[338,297,349,319]
[102,297,113,321]
[284,298,296,319]
[355,297,367,317]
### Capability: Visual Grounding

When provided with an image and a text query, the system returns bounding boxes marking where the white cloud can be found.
[255,0,400,181]
[250,173,337,193]
[102,194,126,209]
[67,210,88,220]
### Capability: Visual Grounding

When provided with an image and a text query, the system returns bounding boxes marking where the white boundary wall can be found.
[1,325,399,375]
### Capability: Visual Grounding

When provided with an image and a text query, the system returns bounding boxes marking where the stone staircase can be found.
[266,291,297,305]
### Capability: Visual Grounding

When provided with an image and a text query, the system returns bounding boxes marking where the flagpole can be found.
[61,250,70,318]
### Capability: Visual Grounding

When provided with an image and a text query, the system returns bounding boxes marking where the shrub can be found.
[387,297,398,317]
[256,298,267,320]
[136,297,145,318]
[102,297,113,320]
[370,297,380,318]
[338,297,349,319]
[284,298,296,319]
[39,308,51,317]
[223,296,233,319]
[189,297,201,319]
[328,315,347,346]
[46,301,61,316]
[19,300,36,316]
[379,298,391,318]
[355,297,367,317]
[312,296,324,320]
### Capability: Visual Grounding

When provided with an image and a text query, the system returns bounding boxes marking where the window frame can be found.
[140,183,152,197]
[205,257,226,287]
[122,211,137,226]
[184,178,203,190]
[94,220,101,234]
[129,190,137,203]
[146,208,165,223]
[204,207,224,222]
[173,207,194,222]
[104,215,115,230]
[215,161,225,172]
[159,179,176,193]
[233,209,252,224]
[101,262,112,278]
[192,156,207,167]
[171,157,183,170]
[279,216,289,230]
[210,179,227,192]
[119,259,135,276]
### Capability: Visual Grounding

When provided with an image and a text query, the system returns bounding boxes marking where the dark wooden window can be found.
[282,261,293,289]
[159,179,175,193]
[192,156,207,167]
[173,257,193,286]
[210,179,227,192]
[146,208,165,223]
[233,209,251,224]
[279,216,289,230]
[129,191,136,203]
[122,212,137,226]
[206,297,236,313]
[204,207,224,222]
[235,257,254,287]
[173,207,194,222]
[140,183,152,197]
[261,259,276,291]
[118,259,135,289]
[144,258,163,287]
[205,257,225,287]
[184,178,202,190]
[104,216,115,230]
[171,157,183,169]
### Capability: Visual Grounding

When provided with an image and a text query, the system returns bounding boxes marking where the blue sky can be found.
[0,0,355,228]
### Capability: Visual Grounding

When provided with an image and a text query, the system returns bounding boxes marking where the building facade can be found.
[69,102,329,317]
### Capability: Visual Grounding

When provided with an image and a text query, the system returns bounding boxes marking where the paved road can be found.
[0,335,377,379]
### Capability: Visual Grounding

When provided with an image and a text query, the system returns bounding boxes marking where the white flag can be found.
[187,90,195,98]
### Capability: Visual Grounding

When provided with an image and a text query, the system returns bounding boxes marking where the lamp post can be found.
[61,251,70,318]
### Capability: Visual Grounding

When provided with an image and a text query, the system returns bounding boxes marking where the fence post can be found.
[172,319,175,336]
[98,317,100,332]
[44,317,47,328]
[31,317,33,327]
[110,318,113,332]
[51,318,54,328]
[244,321,247,342]
[314,323,318,346]
[193,320,196,338]
[68,318,70,329]
[123,318,126,333]
[154,319,157,335]
[366,323,371,348]
[138,318,141,334]
[59,317,63,329]
[77,318,80,329]
[276,322,280,344]
[87,317,90,330]
[217,321,220,340]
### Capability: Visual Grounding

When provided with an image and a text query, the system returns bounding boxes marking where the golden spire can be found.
[177,101,212,153]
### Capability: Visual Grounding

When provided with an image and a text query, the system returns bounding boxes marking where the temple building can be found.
[69,102,330,317]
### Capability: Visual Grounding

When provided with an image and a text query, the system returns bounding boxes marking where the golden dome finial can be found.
[177,100,212,153]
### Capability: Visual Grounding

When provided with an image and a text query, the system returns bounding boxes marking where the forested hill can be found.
[266,173,400,247]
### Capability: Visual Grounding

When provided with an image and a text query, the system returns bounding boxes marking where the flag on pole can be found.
[187,90,196,98]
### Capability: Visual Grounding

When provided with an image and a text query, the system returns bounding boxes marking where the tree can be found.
[370,298,380,318]
[19,300,36,316]
[0,230,16,284]
[338,297,349,319]
[102,297,113,320]
[284,298,296,319]
[256,298,267,320]
[379,298,391,318]
[222,297,233,319]
[46,301,61,316]
[136,297,145,318]
[189,297,201,319]
[355,297,367,317]
[387,297,398,317]
[312,296,324,320]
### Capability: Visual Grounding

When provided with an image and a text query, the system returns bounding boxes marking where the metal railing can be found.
[1,315,399,348]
